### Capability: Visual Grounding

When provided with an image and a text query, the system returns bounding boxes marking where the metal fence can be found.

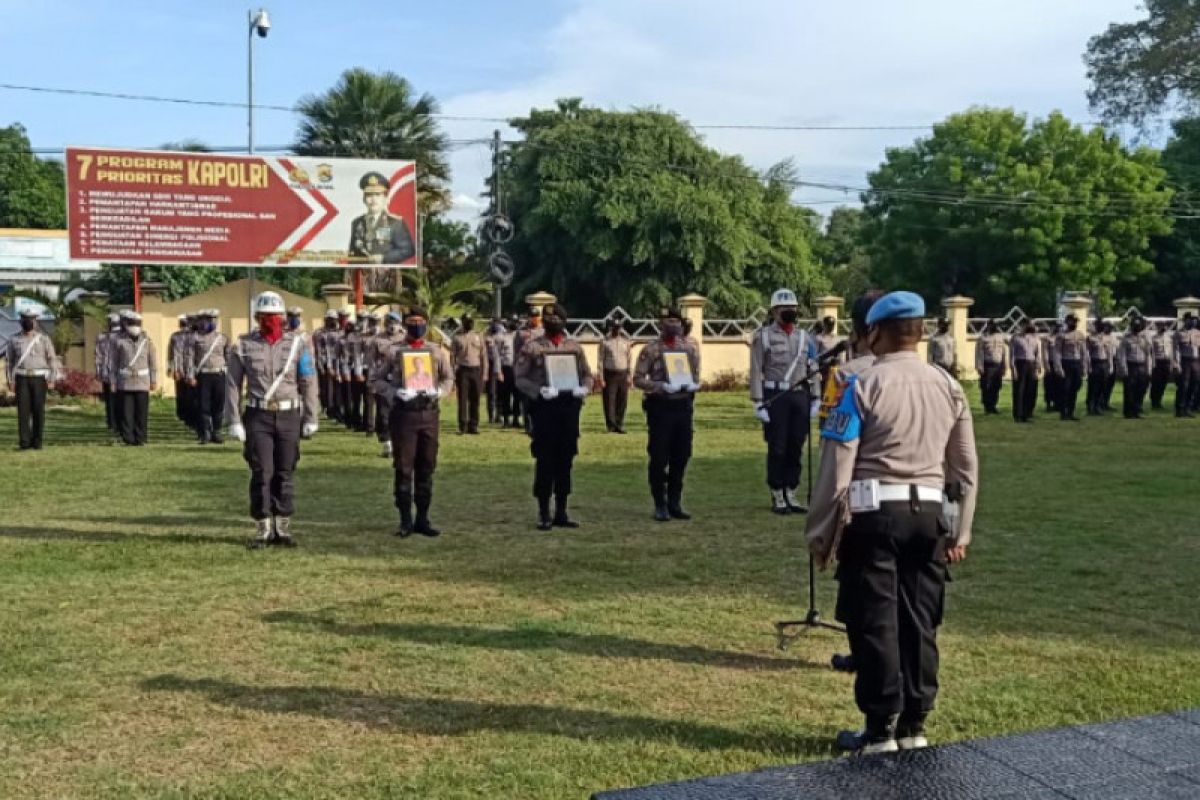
[968,306,1178,335]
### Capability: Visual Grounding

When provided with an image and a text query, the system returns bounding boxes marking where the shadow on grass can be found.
[141,673,832,756]
[262,612,820,672]
[0,525,244,548]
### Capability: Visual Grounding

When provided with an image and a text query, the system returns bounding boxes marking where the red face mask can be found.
[259,314,284,344]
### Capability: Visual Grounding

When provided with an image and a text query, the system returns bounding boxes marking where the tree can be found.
[862,108,1174,314]
[293,69,450,211]
[814,207,873,301]
[1085,0,1200,128]
[1144,117,1200,308]
[87,265,229,304]
[372,269,492,343]
[0,124,66,229]
[2,275,108,363]
[502,99,825,317]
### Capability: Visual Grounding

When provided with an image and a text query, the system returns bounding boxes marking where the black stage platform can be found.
[593,709,1200,799]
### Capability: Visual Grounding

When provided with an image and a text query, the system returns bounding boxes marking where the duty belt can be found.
[198,369,227,375]
[246,398,301,411]
[122,368,150,377]
[19,368,50,377]
[875,484,943,504]
[762,379,806,390]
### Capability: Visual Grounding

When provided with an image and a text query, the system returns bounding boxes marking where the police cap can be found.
[406,306,429,321]
[659,306,683,320]
[542,302,568,321]
[359,172,390,193]
[866,291,926,326]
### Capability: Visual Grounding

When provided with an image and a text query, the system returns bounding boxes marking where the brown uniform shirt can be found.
[225,330,319,427]
[634,337,700,398]
[975,333,1007,372]
[599,334,634,372]
[6,330,58,383]
[927,333,956,371]
[1116,331,1153,376]
[186,330,229,378]
[515,335,594,399]
[1150,331,1174,363]
[806,351,979,566]
[1009,333,1042,374]
[1054,330,1090,375]
[111,333,158,392]
[451,330,490,373]
[1174,328,1200,368]
[1087,332,1113,370]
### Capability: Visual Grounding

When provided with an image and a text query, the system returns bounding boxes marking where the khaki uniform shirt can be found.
[515,335,594,399]
[1040,335,1057,373]
[975,333,1007,372]
[600,334,634,372]
[634,337,700,398]
[225,330,319,427]
[168,330,191,378]
[806,351,979,566]
[928,333,956,371]
[489,330,515,371]
[6,330,58,383]
[1150,331,1174,363]
[1009,333,1042,375]
[186,330,229,379]
[338,331,367,379]
[1087,333,1114,370]
[451,330,490,373]
[749,323,818,403]
[387,339,454,406]
[1174,328,1200,368]
[1054,330,1091,376]
[111,334,158,392]
[1116,331,1153,377]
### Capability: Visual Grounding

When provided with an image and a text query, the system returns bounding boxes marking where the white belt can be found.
[851,479,943,513]
[122,368,150,377]
[18,369,50,377]
[198,368,226,374]
[246,398,301,411]
[763,379,805,390]
[877,484,943,503]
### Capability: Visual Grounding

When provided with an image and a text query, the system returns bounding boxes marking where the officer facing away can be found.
[806,291,978,755]
[750,288,819,514]
[226,291,319,548]
[6,308,58,450]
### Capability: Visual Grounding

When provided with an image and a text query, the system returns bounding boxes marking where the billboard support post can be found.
[133,264,141,313]
[354,268,364,312]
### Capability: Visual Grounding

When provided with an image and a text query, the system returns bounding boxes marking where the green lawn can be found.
[1,390,1198,799]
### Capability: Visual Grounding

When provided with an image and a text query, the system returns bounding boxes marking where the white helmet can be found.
[770,288,799,308]
[254,291,286,315]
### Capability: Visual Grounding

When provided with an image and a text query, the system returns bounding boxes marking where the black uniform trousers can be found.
[118,390,149,445]
[340,378,361,430]
[15,375,47,450]
[644,396,693,503]
[1043,370,1062,413]
[1150,360,1173,409]
[390,405,439,517]
[363,385,375,434]
[243,407,301,520]
[1103,369,1117,411]
[1059,361,1084,419]
[320,373,338,421]
[1177,359,1200,416]
[499,366,516,424]
[762,387,810,491]
[1124,364,1150,418]
[374,391,392,442]
[530,396,582,503]
[174,378,188,422]
[456,366,483,433]
[979,363,1003,414]
[196,372,226,440]
[102,381,117,432]
[836,503,946,721]
[1011,360,1038,421]
[1087,361,1110,414]
[603,369,630,431]
[486,373,498,422]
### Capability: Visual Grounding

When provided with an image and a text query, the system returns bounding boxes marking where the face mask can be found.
[462,319,474,332]
[19,319,34,332]
[204,321,216,333]
[406,323,427,340]
[543,319,565,336]
[779,309,798,324]
[662,321,683,339]
[259,315,284,342]
[287,316,301,331]
[127,326,142,338]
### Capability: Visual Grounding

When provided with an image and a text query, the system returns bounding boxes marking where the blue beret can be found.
[866,291,926,325]
[386,311,402,322]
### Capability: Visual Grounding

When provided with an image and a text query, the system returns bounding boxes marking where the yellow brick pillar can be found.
[321,284,353,316]
[525,291,557,314]
[943,295,974,380]
[139,282,170,396]
[814,295,843,326]
[1174,295,1200,321]
[1062,292,1092,325]
[678,293,707,342]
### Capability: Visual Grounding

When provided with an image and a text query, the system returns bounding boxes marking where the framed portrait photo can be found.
[664,351,692,386]
[402,351,435,391]
[544,353,581,392]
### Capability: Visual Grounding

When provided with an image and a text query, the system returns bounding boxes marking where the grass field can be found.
[2,389,1199,799]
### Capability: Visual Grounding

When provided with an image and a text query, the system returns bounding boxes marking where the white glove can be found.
[302,422,319,438]
[810,399,821,417]
[665,382,682,394]
[685,382,700,393]
[422,388,442,399]
[540,386,559,400]
[396,388,416,402]
[229,423,246,442]
[571,386,588,399]
[754,405,770,424]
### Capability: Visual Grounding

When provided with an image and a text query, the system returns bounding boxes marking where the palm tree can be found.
[373,269,492,344]
[2,274,108,364]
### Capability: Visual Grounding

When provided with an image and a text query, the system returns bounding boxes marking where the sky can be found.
[0,0,1148,224]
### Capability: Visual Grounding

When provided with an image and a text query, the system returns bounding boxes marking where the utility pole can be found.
[484,129,515,319]
[491,130,503,319]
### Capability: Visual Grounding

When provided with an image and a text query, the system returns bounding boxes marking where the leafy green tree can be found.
[1144,117,1200,308]
[2,274,108,363]
[371,269,492,343]
[815,207,873,300]
[502,99,825,317]
[1085,0,1200,128]
[862,108,1174,313]
[0,124,66,229]
[87,265,229,304]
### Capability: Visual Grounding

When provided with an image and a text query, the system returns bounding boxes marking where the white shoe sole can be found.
[897,736,928,750]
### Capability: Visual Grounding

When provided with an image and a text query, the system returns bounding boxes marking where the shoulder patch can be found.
[298,350,315,377]
[821,374,862,442]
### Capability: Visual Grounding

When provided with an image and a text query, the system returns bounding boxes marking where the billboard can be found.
[65,147,419,268]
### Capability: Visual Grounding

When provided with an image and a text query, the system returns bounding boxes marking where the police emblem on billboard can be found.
[316,164,333,182]
[288,166,311,184]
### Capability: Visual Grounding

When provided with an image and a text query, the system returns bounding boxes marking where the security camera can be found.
[251,8,270,37]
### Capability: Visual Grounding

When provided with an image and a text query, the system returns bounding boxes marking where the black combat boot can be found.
[652,486,670,522]
[667,487,691,520]
[895,711,929,750]
[396,498,414,538]
[835,714,899,755]
[536,496,553,531]
[413,499,440,538]
[552,494,578,528]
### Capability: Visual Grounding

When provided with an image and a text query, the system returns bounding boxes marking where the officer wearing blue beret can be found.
[348,172,416,265]
[806,291,979,755]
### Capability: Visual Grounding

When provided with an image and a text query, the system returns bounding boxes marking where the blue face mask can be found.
[406,323,427,340]
[287,316,301,330]
[205,321,216,334]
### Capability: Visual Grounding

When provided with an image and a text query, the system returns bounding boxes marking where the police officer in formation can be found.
[331,309,352,424]
[1086,321,1114,416]
[512,309,542,433]
[95,312,121,436]
[168,314,193,429]
[313,309,340,422]
[451,314,489,435]
[387,307,454,537]
[515,303,593,530]
[634,307,701,521]
[806,291,978,755]
[185,309,228,445]
[370,311,404,458]
[339,312,368,431]
[487,318,515,427]
[599,317,634,434]
[1117,316,1153,419]
[1053,314,1089,421]
[926,317,956,376]
[112,310,157,446]
[974,319,1006,415]
[7,307,58,450]
[1176,314,1200,417]
[225,291,319,548]
[1042,323,1062,413]
[1149,321,1177,410]
[359,311,379,435]
[750,288,819,515]
[1009,319,1042,423]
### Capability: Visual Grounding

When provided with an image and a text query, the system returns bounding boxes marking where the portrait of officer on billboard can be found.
[348,171,416,264]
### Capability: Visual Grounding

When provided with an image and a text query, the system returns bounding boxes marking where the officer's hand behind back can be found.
[755,404,770,424]
[229,423,247,443]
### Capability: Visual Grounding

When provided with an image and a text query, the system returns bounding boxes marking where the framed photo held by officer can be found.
[663,351,692,386]
[545,353,581,392]
[402,351,435,392]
